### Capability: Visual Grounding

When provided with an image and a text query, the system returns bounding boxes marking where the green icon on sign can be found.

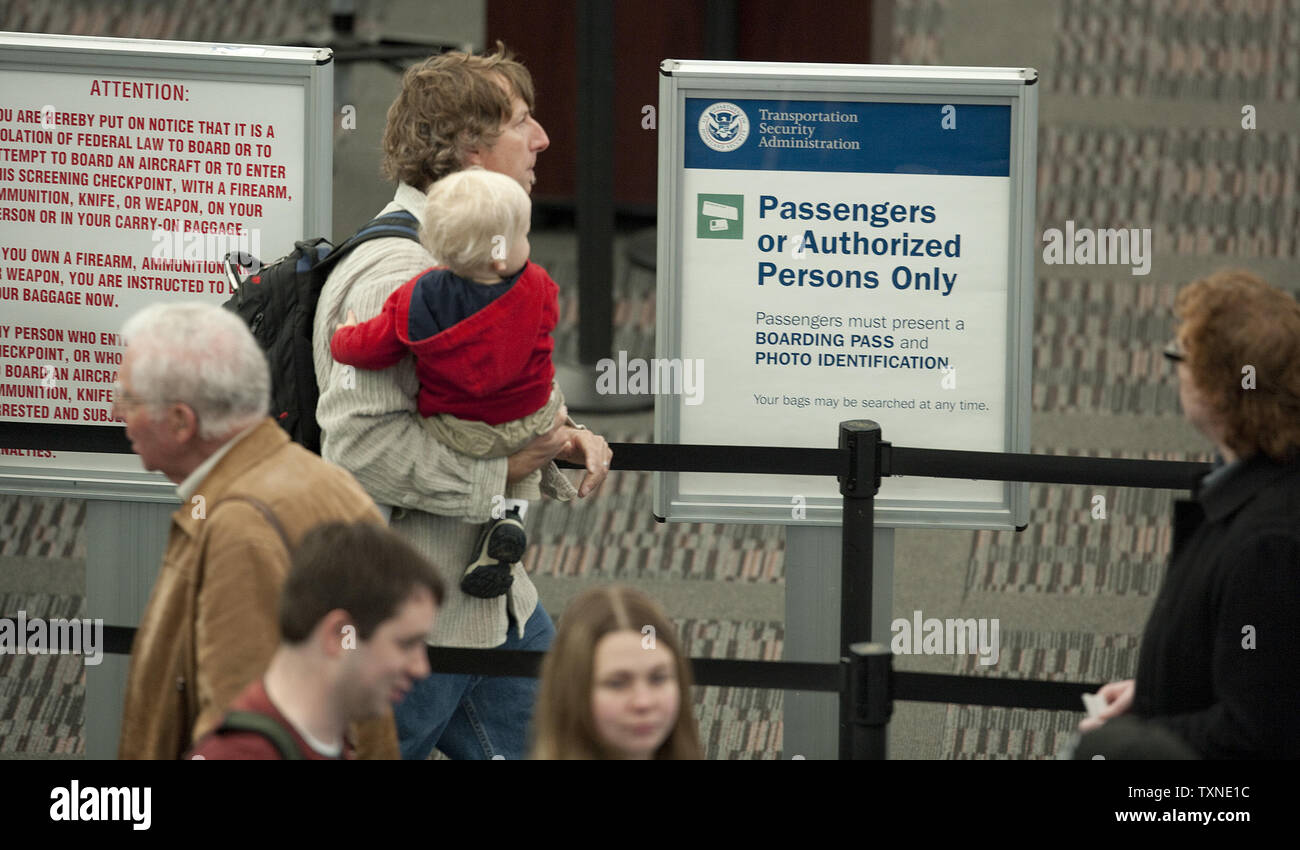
[697,193,743,239]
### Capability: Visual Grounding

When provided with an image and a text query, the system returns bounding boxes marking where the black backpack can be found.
[222,211,420,454]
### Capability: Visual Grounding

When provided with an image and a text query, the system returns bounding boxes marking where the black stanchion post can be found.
[837,420,883,759]
[849,642,893,760]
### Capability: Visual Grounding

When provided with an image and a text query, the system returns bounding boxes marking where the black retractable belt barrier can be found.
[895,669,1105,711]
[592,441,844,476]
[889,446,1207,490]
[102,625,136,655]
[408,648,845,692]
[557,440,1208,489]
[94,424,1210,759]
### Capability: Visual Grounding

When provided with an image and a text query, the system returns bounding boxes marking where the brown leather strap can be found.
[213,495,292,552]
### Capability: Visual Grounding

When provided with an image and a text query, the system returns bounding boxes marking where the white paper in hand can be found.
[1082,691,1107,719]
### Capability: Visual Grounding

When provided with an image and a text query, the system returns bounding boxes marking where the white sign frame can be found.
[654,60,1037,530]
[0,32,333,502]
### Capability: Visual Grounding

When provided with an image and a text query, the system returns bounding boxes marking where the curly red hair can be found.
[1174,269,1300,461]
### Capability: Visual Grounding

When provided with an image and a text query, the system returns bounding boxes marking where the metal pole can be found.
[575,0,614,365]
[849,642,893,760]
[559,0,651,411]
[703,0,738,59]
[837,420,882,758]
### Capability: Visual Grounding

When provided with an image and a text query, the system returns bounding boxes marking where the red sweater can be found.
[330,262,558,425]
[186,679,351,760]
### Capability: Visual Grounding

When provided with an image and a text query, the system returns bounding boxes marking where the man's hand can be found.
[507,405,572,484]
[555,423,612,498]
[505,406,613,498]
[1078,678,1135,732]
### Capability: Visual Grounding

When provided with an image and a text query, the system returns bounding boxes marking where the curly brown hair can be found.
[381,42,536,192]
[1174,269,1300,462]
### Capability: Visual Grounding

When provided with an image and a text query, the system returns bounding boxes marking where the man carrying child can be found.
[311,44,611,761]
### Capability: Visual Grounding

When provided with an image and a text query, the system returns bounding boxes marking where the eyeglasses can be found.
[111,381,162,409]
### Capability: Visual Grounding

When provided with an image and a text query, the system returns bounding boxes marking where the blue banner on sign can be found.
[685,98,1010,176]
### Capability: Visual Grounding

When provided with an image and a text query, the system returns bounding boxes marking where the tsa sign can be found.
[657,61,1037,529]
[677,96,1013,510]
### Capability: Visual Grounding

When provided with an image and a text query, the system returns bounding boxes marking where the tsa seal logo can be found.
[699,102,749,152]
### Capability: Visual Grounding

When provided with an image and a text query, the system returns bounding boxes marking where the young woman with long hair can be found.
[531,586,702,759]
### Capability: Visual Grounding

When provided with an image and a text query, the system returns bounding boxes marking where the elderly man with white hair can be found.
[114,302,388,759]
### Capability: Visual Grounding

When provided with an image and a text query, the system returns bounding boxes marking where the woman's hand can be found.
[1078,679,1135,732]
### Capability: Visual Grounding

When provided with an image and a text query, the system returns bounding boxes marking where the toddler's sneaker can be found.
[461,507,526,598]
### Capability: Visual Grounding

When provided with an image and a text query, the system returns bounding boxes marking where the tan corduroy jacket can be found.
[118,418,396,759]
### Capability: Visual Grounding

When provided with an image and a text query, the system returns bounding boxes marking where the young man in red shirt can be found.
[189,522,444,759]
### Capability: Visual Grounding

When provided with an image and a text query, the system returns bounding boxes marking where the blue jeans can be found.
[395,604,554,760]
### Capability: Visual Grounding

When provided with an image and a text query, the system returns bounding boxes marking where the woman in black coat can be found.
[1080,270,1300,759]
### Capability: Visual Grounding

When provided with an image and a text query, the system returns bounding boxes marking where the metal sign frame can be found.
[0,32,333,502]
[654,60,1037,529]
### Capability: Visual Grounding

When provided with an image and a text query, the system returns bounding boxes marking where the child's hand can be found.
[335,309,359,332]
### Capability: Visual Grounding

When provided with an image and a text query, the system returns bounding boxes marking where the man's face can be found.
[464,87,549,193]
[343,588,436,721]
[112,346,185,481]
